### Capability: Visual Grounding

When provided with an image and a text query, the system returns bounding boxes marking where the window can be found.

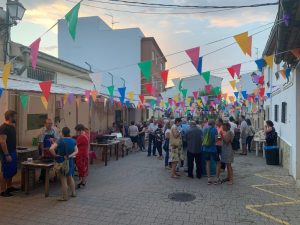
[156,56,158,64]
[274,105,279,122]
[160,63,163,71]
[281,102,287,123]
[27,114,48,130]
[152,51,155,61]
[27,67,56,83]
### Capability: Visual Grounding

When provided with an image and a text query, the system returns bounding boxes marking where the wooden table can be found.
[21,160,54,197]
[90,140,120,166]
[253,138,266,157]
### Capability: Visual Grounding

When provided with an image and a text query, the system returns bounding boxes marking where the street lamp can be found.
[107,72,114,86]
[120,77,126,87]
[3,0,26,63]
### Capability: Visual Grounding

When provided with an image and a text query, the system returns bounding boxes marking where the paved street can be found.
[0,151,300,225]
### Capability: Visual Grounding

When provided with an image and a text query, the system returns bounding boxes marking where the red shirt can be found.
[76,134,89,157]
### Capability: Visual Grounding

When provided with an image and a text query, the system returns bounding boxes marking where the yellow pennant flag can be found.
[229,96,235,103]
[229,80,236,90]
[127,91,134,102]
[160,101,165,107]
[196,99,202,107]
[91,90,97,102]
[222,93,228,100]
[174,95,179,103]
[2,63,11,89]
[264,55,274,69]
[234,32,249,55]
[76,97,80,108]
[41,96,48,110]
[186,97,191,104]
[64,93,69,105]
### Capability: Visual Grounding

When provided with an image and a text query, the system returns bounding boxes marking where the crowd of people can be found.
[0,109,279,199]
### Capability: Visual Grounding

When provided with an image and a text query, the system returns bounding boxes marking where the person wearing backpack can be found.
[202,120,221,185]
[246,119,255,153]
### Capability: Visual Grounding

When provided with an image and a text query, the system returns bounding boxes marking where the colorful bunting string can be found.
[65,2,81,40]
[2,63,11,89]
[39,80,52,102]
[138,60,152,81]
[185,47,200,68]
[202,71,211,84]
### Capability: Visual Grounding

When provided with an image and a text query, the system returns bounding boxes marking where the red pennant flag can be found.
[145,83,153,96]
[227,67,235,79]
[258,76,264,85]
[39,80,52,102]
[139,95,145,104]
[192,91,198,99]
[161,70,168,85]
[185,47,200,68]
[259,88,265,98]
[232,64,241,79]
[205,85,212,94]
[217,94,222,100]
[291,48,300,59]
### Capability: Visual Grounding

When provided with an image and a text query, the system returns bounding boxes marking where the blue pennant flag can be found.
[234,91,239,99]
[266,93,271,98]
[197,57,203,74]
[125,100,130,108]
[118,87,126,103]
[241,91,248,99]
[286,68,291,80]
[0,87,2,97]
[255,58,265,72]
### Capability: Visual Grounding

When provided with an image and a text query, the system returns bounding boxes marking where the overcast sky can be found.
[0,0,278,92]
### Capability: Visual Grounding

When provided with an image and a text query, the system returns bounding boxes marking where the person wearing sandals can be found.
[74,124,89,189]
[221,122,234,185]
[169,118,182,178]
[50,127,78,201]
[202,120,221,185]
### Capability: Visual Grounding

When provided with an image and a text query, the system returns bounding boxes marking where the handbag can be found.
[54,140,70,176]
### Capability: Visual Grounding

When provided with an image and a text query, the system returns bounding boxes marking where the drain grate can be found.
[168,192,196,202]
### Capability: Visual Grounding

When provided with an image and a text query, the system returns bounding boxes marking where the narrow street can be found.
[0,152,299,225]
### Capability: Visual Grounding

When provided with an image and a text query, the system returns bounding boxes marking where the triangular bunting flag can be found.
[196,99,202,107]
[128,91,134,102]
[68,93,74,104]
[227,67,235,79]
[229,96,235,103]
[174,95,179,103]
[185,47,200,68]
[145,83,153,96]
[20,95,29,108]
[232,64,241,79]
[241,91,248,99]
[247,36,252,56]
[63,93,69,105]
[255,58,265,71]
[259,88,265,98]
[125,100,130,108]
[107,85,114,96]
[213,86,221,95]
[138,61,152,82]
[41,96,48,110]
[234,92,239,99]
[161,70,168,85]
[2,63,11,89]
[266,93,271,98]
[229,80,236,90]
[0,87,2,97]
[65,3,81,40]
[91,91,98,102]
[234,32,249,55]
[39,80,52,102]
[264,55,274,69]
[192,91,198,99]
[258,76,264,85]
[202,71,211,84]
[205,85,212,94]
[197,57,203,74]
[139,95,145,104]
[181,89,188,99]
[286,68,291,80]
[30,38,41,69]
[178,79,183,91]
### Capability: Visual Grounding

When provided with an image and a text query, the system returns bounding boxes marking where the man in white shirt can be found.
[240,115,248,155]
[229,116,237,133]
[147,119,158,156]
[129,121,139,151]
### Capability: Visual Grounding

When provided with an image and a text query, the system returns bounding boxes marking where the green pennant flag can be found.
[178,79,183,91]
[214,86,221,95]
[165,102,169,108]
[65,3,81,40]
[107,85,115,96]
[202,71,211,84]
[138,60,152,81]
[20,95,29,108]
[181,89,188,99]
[150,99,156,108]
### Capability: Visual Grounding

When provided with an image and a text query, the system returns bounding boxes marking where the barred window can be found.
[27,67,56,83]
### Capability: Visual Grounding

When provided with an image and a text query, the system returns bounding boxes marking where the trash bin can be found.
[264,146,279,165]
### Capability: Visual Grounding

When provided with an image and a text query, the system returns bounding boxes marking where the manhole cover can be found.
[168,192,196,202]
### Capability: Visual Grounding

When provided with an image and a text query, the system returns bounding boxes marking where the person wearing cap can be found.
[0,110,19,197]
[74,124,89,188]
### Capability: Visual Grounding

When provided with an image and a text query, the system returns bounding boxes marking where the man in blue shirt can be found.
[202,120,221,185]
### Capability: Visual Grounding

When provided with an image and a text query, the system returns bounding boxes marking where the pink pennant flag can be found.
[185,47,200,68]
[85,90,91,102]
[205,85,212,94]
[227,67,235,79]
[30,38,41,70]
[232,64,241,79]
[192,91,198,99]
[180,101,185,108]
